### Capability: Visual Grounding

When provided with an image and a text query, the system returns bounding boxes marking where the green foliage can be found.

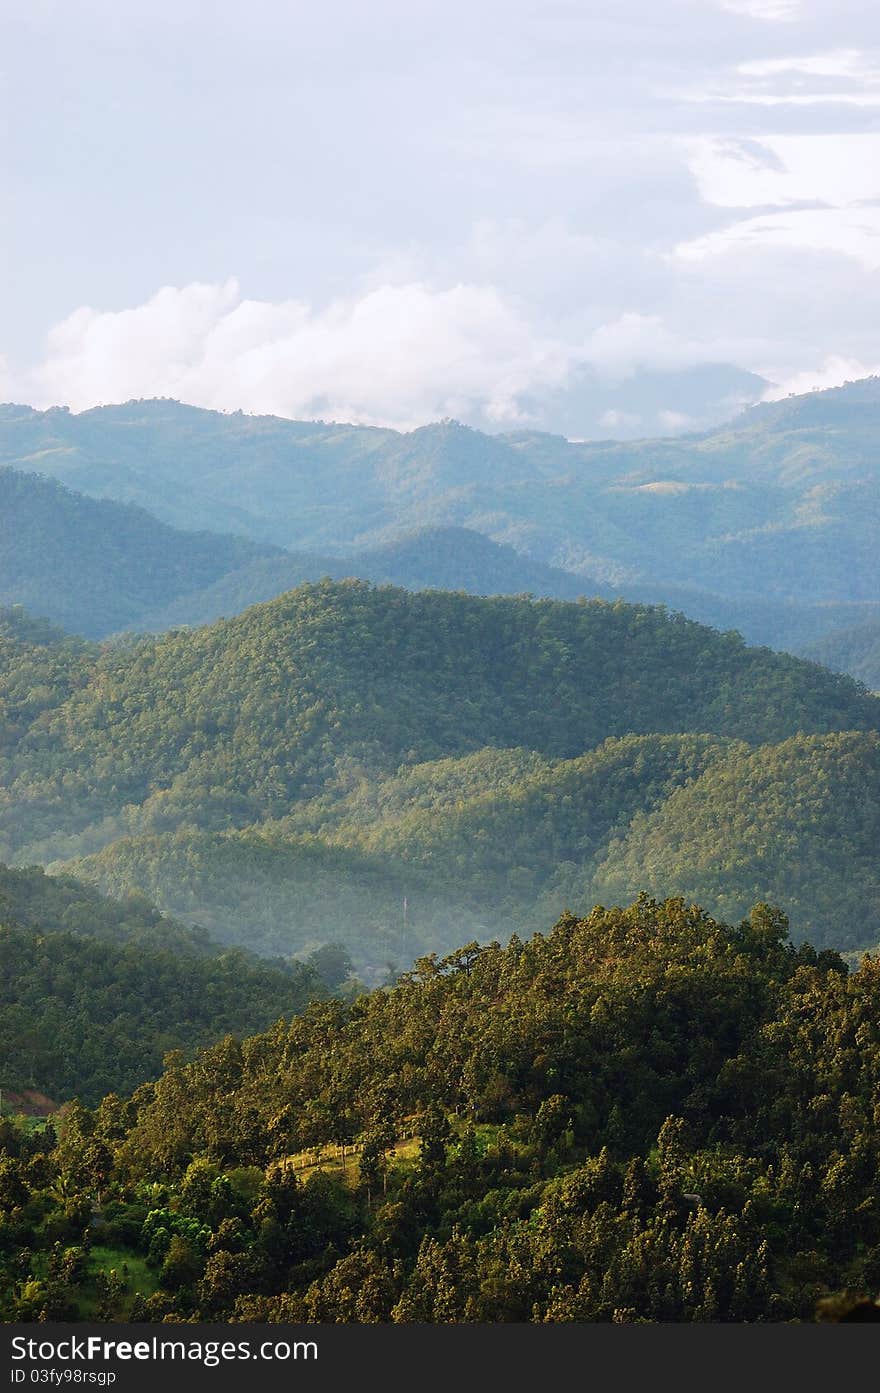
[0,851,327,1105]
[593,731,880,947]
[0,580,865,966]
[0,921,324,1103]
[0,861,213,953]
[2,897,876,1323]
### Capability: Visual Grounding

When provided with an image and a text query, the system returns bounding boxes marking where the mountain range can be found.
[2,380,879,675]
[3,378,879,595]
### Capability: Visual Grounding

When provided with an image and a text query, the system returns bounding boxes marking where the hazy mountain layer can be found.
[0,465,280,637]
[803,617,880,693]
[3,378,880,607]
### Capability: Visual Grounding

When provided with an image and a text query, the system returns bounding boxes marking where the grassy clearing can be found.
[276,1135,421,1187]
[80,1245,158,1317]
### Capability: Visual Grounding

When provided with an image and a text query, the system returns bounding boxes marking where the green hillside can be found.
[0,861,328,1102]
[2,581,874,867]
[0,580,864,964]
[0,861,214,953]
[592,731,880,946]
[0,465,276,638]
[65,728,880,960]
[0,923,324,1104]
[58,737,733,968]
[4,896,879,1322]
[288,733,739,914]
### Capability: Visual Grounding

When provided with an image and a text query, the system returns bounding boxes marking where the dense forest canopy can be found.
[0,863,333,1102]
[2,897,878,1323]
[0,385,878,1326]
[591,730,880,932]
[0,862,212,953]
[0,924,324,1104]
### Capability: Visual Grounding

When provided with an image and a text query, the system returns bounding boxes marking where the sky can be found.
[1,0,879,437]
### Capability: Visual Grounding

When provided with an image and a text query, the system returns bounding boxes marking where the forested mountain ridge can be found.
[135,523,880,666]
[591,730,880,941]
[3,379,879,608]
[0,581,872,966]
[3,896,879,1322]
[59,735,738,967]
[0,463,602,640]
[1,383,879,1324]
[5,463,874,670]
[134,525,608,633]
[1,435,877,673]
[2,580,874,862]
[63,728,880,962]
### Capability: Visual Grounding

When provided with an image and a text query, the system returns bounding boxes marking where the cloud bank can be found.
[17,280,572,431]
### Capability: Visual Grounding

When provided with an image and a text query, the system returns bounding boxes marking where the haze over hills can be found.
[0,465,279,637]
[134,524,606,632]
[0,580,874,969]
[1,384,880,671]
[136,523,880,660]
[804,617,880,693]
[2,461,602,638]
[3,378,880,611]
[7,458,873,659]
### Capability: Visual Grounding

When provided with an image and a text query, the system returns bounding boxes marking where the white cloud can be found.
[763,354,880,398]
[737,49,867,79]
[675,205,880,269]
[714,0,802,20]
[685,47,880,108]
[658,409,694,431]
[581,312,754,381]
[599,408,643,430]
[583,314,691,380]
[12,279,772,435]
[20,279,579,431]
[680,129,880,272]
[688,134,880,208]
